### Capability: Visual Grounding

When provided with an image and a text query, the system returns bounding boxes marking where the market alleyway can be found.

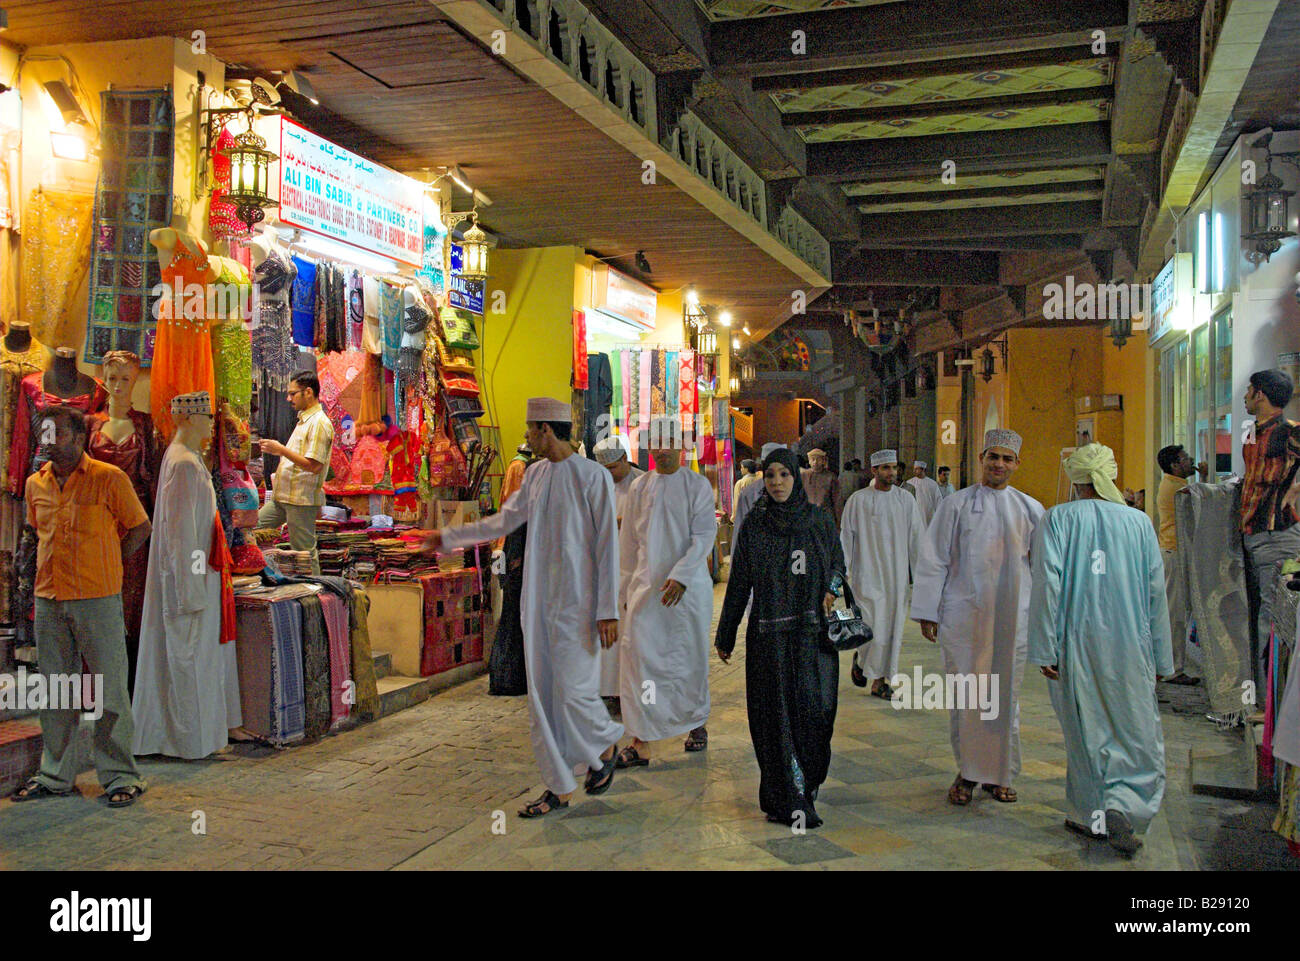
[1,584,1293,871]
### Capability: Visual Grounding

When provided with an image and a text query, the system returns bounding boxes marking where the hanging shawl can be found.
[1175,480,1251,721]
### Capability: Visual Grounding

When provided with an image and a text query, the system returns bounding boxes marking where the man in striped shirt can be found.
[258,369,334,576]
[1241,369,1300,701]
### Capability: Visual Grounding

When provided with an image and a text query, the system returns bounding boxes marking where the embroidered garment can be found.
[298,593,332,739]
[0,337,49,482]
[212,320,253,422]
[8,373,107,496]
[346,268,365,350]
[290,255,317,347]
[21,188,94,347]
[150,236,218,441]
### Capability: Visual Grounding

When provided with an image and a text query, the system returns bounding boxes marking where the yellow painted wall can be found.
[15,37,225,412]
[1006,327,1102,507]
[481,246,579,491]
[1101,332,1149,496]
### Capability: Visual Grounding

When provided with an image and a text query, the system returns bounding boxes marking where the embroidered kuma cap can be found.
[870,449,897,468]
[525,396,571,423]
[592,435,630,465]
[170,390,212,417]
[982,428,1023,456]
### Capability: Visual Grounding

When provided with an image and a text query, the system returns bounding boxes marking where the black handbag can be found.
[823,581,873,652]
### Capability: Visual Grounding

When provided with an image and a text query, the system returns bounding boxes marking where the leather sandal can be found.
[518,790,568,818]
[584,747,617,794]
[10,778,74,803]
[616,745,649,768]
[982,784,1017,803]
[947,775,975,806]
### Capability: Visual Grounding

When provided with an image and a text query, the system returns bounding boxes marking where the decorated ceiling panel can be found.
[697,0,900,20]
[801,100,1109,142]
[769,58,1113,114]
[843,167,1106,196]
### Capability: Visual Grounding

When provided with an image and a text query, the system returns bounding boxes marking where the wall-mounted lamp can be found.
[219,115,279,230]
[716,310,732,327]
[1244,133,1296,264]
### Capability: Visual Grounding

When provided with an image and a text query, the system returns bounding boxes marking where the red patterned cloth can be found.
[572,309,588,389]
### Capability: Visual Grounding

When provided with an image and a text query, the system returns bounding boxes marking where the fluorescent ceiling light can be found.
[282,227,402,274]
[50,131,89,161]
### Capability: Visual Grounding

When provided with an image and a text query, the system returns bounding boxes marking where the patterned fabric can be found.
[346,268,365,350]
[150,237,217,442]
[269,598,306,743]
[0,338,49,482]
[22,188,95,348]
[212,321,252,421]
[290,255,317,347]
[1241,413,1300,535]
[320,591,352,726]
[298,594,332,738]
[348,587,380,720]
[83,89,174,364]
[379,279,403,371]
[8,374,107,496]
[1176,481,1252,719]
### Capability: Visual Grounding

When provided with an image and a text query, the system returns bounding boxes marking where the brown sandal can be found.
[947,775,975,806]
[982,784,1017,803]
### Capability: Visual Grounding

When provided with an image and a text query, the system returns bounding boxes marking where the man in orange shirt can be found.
[10,406,152,807]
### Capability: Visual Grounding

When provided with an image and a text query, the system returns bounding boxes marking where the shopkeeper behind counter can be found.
[256,370,334,577]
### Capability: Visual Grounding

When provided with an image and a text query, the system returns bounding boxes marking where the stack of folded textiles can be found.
[265,548,314,575]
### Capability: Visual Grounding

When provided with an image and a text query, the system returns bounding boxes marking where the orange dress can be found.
[151,237,218,441]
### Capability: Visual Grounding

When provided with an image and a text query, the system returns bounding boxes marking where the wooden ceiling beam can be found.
[781,85,1113,127]
[709,0,1127,75]
[859,201,1103,241]
[834,250,1001,287]
[854,179,1104,209]
[806,122,1112,181]
[858,234,1087,252]
[751,43,1108,92]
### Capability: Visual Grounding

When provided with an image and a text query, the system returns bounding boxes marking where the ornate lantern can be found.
[220,123,279,230]
[1244,162,1294,264]
[458,214,490,281]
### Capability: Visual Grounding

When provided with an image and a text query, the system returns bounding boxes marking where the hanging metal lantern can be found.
[980,346,996,383]
[1109,312,1133,348]
[729,375,740,394]
[741,360,756,382]
[459,215,490,281]
[697,330,717,355]
[220,124,278,230]
[1244,161,1295,264]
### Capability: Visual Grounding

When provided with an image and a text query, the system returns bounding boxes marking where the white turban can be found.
[983,428,1022,456]
[914,461,927,469]
[592,435,629,465]
[526,396,570,422]
[1065,443,1125,504]
[760,442,784,460]
[870,449,897,468]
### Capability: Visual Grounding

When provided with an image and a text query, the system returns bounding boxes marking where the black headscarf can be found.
[754,447,817,534]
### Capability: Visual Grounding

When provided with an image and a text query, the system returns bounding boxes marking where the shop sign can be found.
[277,118,424,266]
[1148,252,1192,344]
[591,264,656,330]
[448,243,484,314]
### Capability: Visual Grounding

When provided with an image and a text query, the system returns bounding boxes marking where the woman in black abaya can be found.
[716,448,845,828]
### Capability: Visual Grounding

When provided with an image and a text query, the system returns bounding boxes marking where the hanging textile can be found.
[609,349,623,436]
[666,350,679,422]
[320,591,352,727]
[298,593,332,739]
[251,250,297,385]
[208,125,249,241]
[378,279,404,372]
[268,598,306,743]
[149,236,217,442]
[21,188,94,349]
[572,310,588,389]
[290,254,317,347]
[83,89,175,363]
[638,349,652,468]
[346,268,365,350]
[212,320,252,421]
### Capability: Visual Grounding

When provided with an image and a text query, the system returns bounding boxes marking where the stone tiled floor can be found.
[1,584,1296,870]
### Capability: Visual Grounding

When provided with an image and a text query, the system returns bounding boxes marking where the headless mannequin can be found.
[247,227,276,269]
[149,222,207,273]
[5,322,32,353]
[99,360,142,446]
[45,348,97,399]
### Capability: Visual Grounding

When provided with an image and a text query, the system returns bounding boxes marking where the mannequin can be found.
[45,347,97,399]
[7,347,106,495]
[132,390,251,758]
[150,220,218,442]
[4,321,33,353]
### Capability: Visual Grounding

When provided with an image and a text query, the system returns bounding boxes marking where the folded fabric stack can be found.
[265,548,315,575]
[251,526,286,546]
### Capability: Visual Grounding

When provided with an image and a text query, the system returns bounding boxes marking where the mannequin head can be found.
[5,321,32,350]
[171,391,214,452]
[100,350,141,412]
